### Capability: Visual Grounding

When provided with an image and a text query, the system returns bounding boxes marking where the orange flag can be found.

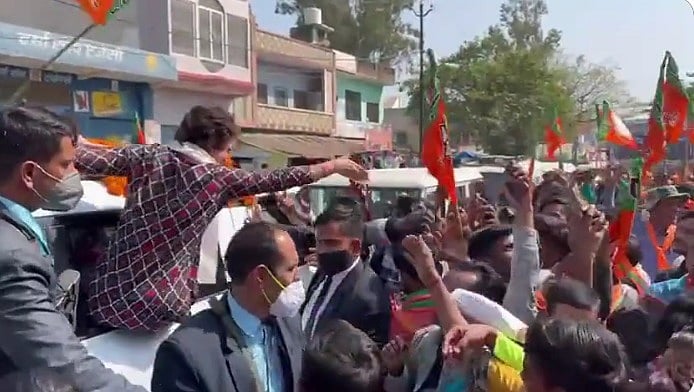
[421,50,457,204]
[78,0,115,25]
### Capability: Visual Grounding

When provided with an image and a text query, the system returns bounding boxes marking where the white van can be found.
[308,167,483,217]
[32,181,247,390]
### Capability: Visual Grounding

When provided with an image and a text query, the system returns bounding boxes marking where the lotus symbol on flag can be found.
[663,111,679,127]
[685,0,694,14]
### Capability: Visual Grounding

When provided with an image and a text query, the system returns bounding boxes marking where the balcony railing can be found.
[256,104,333,135]
[356,62,395,84]
[255,30,333,70]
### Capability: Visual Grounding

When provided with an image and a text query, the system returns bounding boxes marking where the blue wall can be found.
[71,78,152,142]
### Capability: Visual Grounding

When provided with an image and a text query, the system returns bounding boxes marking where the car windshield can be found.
[309,187,422,218]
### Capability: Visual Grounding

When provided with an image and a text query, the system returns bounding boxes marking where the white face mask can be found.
[269,281,305,318]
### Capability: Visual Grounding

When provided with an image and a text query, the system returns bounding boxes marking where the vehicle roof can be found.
[472,160,576,180]
[32,181,125,218]
[309,167,483,188]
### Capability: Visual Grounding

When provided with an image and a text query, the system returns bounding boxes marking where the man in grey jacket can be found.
[0,106,143,391]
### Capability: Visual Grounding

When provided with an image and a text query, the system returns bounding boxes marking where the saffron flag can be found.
[421,49,457,204]
[597,101,638,150]
[661,52,689,144]
[644,55,668,174]
[609,158,643,285]
[133,112,146,144]
[544,109,565,160]
[78,0,115,25]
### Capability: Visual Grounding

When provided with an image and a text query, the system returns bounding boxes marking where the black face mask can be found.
[317,250,354,275]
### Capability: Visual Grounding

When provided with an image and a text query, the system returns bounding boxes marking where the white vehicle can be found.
[32,181,246,390]
[308,167,484,217]
[472,160,576,204]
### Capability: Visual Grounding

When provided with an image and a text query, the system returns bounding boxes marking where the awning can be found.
[240,133,364,159]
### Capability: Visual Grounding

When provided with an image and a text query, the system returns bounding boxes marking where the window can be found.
[227,14,248,67]
[257,83,268,104]
[197,0,224,62]
[294,90,309,110]
[395,131,408,146]
[345,90,362,121]
[169,0,249,68]
[366,102,379,123]
[274,88,288,107]
[170,0,195,56]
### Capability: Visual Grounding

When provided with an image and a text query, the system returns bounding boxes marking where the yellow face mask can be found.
[259,266,305,318]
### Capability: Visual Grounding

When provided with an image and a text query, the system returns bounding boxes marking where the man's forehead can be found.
[315,222,345,238]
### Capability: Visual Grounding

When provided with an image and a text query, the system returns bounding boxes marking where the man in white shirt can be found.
[300,198,391,346]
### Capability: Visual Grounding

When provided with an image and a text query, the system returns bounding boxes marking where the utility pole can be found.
[413,0,433,154]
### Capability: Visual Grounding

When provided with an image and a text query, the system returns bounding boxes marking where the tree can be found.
[557,54,634,120]
[407,0,573,155]
[406,0,632,156]
[275,0,418,67]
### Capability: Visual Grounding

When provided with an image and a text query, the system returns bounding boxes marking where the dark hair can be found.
[314,197,364,240]
[391,244,443,283]
[0,368,76,392]
[0,106,78,179]
[606,307,658,367]
[446,262,507,304]
[467,225,512,261]
[652,292,694,354]
[174,105,239,151]
[545,277,601,315]
[225,222,286,282]
[300,319,384,392]
[524,318,630,392]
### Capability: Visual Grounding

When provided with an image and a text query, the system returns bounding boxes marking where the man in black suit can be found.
[0,106,141,391]
[151,222,305,392]
[301,198,390,346]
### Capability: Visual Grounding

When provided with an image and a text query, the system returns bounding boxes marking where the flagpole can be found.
[9,24,95,103]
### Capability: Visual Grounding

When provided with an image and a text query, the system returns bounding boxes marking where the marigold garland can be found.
[86,138,129,196]
[224,155,256,207]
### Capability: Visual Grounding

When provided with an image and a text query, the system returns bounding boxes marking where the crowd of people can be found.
[0,104,692,392]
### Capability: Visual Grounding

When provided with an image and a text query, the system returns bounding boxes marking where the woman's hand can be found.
[329,157,369,183]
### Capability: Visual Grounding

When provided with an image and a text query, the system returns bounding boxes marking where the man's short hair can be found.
[446,262,507,304]
[0,106,77,178]
[545,277,601,315]
[467,224,512,260]
[314,197,364,240]
[299,319,384,392]
[225,222,286,282]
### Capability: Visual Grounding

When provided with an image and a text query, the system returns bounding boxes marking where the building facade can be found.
[139,0,254,148]
[333,50,394,150]
[237,22,366,167]
[0,0,178,141]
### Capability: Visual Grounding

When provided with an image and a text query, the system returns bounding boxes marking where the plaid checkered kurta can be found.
[76,144,313,331]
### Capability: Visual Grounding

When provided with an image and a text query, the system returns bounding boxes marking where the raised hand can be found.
[442,324,499,360]
[330,157,369,183]
[401,235,438,285]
